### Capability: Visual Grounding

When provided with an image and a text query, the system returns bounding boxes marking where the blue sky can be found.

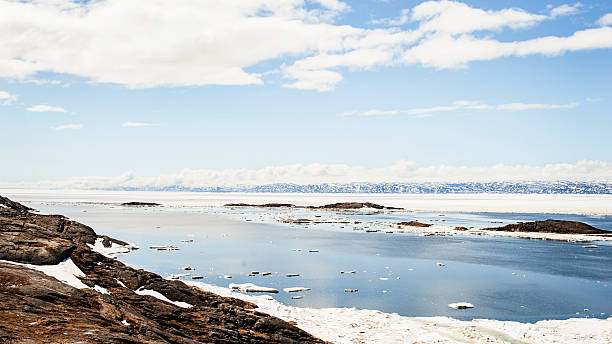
[1,0,611,187]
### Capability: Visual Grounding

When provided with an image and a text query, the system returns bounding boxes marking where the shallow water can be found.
[26,199,612,322]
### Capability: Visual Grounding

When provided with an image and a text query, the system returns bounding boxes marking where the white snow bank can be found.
[392,224,612,243]
[135,288,193,308]
[1,258,89,289]
[229,283,279,293]
[184,280,612,344]
[93,285,109,294]
[88,237,139,258]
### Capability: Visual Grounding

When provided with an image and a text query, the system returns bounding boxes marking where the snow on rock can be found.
[88,238,139,258]
[93,285,109,294]
[1,258,89,289]
[184,280,612,344]
[229,283,279,293]
[135,288,193,308]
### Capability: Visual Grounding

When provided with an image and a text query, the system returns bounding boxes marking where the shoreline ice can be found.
[2,189,611,215]
[184,280,612,344]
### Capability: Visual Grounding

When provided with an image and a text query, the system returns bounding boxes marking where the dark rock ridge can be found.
[397,221,433,228]
[0,195,34,212]
[482,219,609,235]
[225,202,403,210]
[0,196,324,343]
[121,202,161,207]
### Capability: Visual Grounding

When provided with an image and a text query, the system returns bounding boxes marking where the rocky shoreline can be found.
[0,196,324,343]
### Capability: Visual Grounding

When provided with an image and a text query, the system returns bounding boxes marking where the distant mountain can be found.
[105,181,612,194]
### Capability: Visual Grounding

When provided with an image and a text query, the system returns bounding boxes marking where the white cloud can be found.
[371,8,411,26]
[352,100,580,117]
[549,3,582,18]
[54,123,83,130]
[0,1,610,92]
[3,160,611,189]
[402,27,612,69]
[122,122,153,127]
[26,104,67,113]
[597,13,612,26]
[0,90,16,105]
[411,0,548,34]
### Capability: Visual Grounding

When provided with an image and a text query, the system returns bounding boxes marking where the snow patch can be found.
[1,258,89,289]
[93,285,109,294]
[135,288,193,308]
[88,238,139,258]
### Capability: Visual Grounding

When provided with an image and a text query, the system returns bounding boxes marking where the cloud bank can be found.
[2,161,611,190]
[1,1,611,91]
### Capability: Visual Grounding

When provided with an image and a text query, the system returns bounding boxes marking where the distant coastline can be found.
[95,181,612,194]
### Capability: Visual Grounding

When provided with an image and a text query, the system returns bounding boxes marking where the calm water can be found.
[30,201,612,322]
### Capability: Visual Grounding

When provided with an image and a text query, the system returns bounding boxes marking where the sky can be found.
[1,0,611,187]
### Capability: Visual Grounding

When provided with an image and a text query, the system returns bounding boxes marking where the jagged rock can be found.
[482,219,608,235]
[0,206,96,264]
[0,196,33,212]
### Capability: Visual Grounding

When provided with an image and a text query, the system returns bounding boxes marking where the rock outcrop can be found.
[397,221,433,228]
[0,196,324,344]
[121,202,161,207]
[482,219,608,235]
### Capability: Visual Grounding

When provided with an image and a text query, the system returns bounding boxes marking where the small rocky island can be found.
[121,201,161,207]
[483,219,610,235]
[0,196,323,343]
[225,201,403,210]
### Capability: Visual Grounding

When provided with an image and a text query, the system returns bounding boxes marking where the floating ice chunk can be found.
[291,295,304,300]
[286,273,300,277]
[135,288,193,308]
[308,249,320,253]
[283,287,311,293]
[261,272,271,276]
[229,283,279,293]
[583,245,598,248]
[344,289,358,293]
[168,273,190,280]
[180,266,195,271]
[223,275,232,279]
[436,262,445,267]
[191,275,204,280]
[379,277,389,281]
[180,239,194,243]
[448,302,474,309]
